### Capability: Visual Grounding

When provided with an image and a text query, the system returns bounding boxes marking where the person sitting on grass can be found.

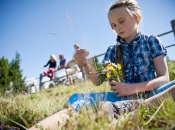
[28,0,175,129]
[74,0,172,101]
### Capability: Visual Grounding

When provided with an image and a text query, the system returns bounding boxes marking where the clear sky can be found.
[0,0,175,83]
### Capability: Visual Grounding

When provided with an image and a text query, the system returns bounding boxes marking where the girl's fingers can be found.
[109,82,116,87]
[116,93,121,97]
[109,80,116,83]
[74,50,89,66]
[110,85,116,89]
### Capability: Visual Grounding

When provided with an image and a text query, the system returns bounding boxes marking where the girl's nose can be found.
[113,27,119,34]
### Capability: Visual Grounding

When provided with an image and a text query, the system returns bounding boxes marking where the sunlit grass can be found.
[0,80,175,130]
[0,81,110,129]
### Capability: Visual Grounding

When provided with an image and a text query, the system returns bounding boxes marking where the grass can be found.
[58,93,175,130]
[0,81,110,129]
[1,81,175,130]
[0,60,175,130]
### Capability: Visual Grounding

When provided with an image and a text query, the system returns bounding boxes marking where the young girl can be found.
[74,0,172,100]
[41,54,57,79]
[28,0,175,129]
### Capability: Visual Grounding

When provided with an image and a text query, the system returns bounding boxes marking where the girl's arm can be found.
[43,60,50,67]
[110,55,169,97]
[83,62,101,86]
[132,55,169,91]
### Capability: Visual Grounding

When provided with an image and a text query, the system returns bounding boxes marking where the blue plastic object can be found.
[66,80,175,111]
[66,92,127,111]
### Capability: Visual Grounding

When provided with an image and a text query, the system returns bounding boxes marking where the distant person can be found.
[22,88,29,96]
[22,88,27,95]
[57,54,70,84]
[57,54,78,85]
[57,54,68,70]
[49,83,56,88]
[41,54,57,79]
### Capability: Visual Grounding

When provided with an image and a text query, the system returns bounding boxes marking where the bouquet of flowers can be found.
[87,58,122,83]
[96,61,123,83]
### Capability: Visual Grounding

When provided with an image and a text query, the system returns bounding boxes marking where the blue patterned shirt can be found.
[102,32,167,84]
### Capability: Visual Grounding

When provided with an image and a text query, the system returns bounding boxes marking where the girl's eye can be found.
[111,24,116,29]
[119,20,124,23]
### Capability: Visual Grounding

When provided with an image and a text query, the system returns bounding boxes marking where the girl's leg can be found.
[43,70,48,76]
[65,69,70,84]
[99,84,175,119]
[48,68,55,78]
[28,109,71,130]
[65,69,73,84]
[145,85,175,106]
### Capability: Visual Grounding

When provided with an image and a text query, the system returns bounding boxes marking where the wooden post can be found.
[171,19,175,37]
[39,74,42,91]
[9,82,13,97]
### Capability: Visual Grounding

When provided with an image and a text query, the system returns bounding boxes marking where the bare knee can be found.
[65,70,69,75]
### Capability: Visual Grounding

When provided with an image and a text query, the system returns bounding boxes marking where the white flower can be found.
[111,63,118,69]
[104,60,111,64]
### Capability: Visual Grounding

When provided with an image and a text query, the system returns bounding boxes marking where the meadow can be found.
[0,61,175,130]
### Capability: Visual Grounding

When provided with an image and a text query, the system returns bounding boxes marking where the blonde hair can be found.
[51,54,57,61]
[109,0,142,24]
[108,0,142,66]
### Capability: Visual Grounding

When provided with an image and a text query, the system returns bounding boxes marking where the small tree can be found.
[0,57,9,92]
[8,52,26,93]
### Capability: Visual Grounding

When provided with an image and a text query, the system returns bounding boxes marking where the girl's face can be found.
[50,56,53,60]
[108,6,138,43]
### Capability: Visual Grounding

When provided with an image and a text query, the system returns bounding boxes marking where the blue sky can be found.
[0,0,175,82]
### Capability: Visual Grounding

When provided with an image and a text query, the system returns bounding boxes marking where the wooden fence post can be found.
[39,74,42,90]
[9,82,13,97]
[171,19,175,37]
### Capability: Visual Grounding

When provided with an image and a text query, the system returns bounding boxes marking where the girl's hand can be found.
[74,49,89,67]
[109,80,134,97]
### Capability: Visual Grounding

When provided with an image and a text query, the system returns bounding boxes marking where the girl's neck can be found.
[124,29,138,43]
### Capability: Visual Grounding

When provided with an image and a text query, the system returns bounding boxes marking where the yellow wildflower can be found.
[97,61,122,82]
[106,72,110,78]
[110,66,115,71]
[117,64,122,71]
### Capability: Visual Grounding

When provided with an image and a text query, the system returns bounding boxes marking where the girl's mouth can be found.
[119,32,124,35]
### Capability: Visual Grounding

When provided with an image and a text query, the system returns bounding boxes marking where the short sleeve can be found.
[148,35,167,59]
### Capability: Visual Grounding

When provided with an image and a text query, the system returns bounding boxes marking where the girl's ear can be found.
[134,14,141,24]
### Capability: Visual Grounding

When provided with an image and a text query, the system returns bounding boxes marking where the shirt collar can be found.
[120,32,142,46]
